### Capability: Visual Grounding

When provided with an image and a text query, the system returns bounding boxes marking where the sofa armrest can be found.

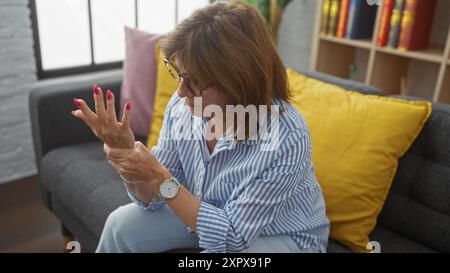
[29,69,123,168]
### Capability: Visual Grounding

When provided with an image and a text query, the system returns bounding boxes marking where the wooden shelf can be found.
[310,0,450,103]
[376,44,445,64]
[316,39,370,81]
[437,68,450,103]
[371,52,440,97]
[320,35,372,50]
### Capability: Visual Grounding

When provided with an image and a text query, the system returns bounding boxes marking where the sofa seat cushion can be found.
[40,141,130,237]
[326,239,352,253]
[326,226,437,253]
[370,226,436,253]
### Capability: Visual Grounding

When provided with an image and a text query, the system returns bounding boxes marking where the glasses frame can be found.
[164,58,209,97]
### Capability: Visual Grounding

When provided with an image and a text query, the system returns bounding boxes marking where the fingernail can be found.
[73,99,81,107]
[93,84,99,95]
[71,110,75,115]
[126,102,131,110]
[106,90,112,100]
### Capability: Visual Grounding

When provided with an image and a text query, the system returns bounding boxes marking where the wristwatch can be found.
[156,177,182,200]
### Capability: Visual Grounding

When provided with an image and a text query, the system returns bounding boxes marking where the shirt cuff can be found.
[126,188,165,211]
[196,201,230,253]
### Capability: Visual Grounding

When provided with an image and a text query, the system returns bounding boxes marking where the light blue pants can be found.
[96,203,314,253]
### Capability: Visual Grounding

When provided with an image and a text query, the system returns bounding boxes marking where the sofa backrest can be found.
[293,67,384,96]
[378,96,450,252]
[29,69,123,167]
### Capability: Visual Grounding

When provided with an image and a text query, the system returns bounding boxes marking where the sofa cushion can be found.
[40,141,130,238]
[370,226,436,253]
[327,226,437,253]
[377,98,450,253]
[120,27,163,138]
[146,45,179,149]
[292,67,384,96]
[326,239,352,253]
[287,69,432,252]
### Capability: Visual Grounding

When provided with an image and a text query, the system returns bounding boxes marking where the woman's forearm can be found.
[165,186,201,232]
[116,154,201,231]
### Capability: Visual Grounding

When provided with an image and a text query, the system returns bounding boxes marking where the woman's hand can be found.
[71,84,135,149]
[104,141,172,192]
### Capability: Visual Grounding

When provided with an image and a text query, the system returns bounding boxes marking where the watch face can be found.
[160,180,179,198]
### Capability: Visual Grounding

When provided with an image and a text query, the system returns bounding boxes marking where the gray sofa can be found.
[29,68,450,253]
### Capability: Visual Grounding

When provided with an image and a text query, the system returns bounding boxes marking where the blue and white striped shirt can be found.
[128,93,330,253]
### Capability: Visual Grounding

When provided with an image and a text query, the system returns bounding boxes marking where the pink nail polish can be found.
[106,90,112,100]
[93,84,99,95]
[126,102,131,110]
[73,99,81,107]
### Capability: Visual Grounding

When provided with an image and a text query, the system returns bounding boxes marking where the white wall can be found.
[0,0,38,183]
[277,0,317,72]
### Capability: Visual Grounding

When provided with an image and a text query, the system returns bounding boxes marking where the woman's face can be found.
[175,59,233,117]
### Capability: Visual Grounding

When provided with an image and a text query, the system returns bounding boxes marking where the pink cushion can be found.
[120,26,163,137]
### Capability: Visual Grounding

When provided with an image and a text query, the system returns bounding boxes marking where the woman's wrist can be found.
[146,166,172,193]
[124,181,156,205]
[106,139,135,149]
[120,175,144,185]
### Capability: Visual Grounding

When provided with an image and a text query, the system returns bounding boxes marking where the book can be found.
[321,0,332,34]
[376,0,395,47]
[387,0,406,48]
[398,0,436,51]
[345,0,356,38]
[337,0,350,38]
[328,0,341,36]
[346,0,378,39]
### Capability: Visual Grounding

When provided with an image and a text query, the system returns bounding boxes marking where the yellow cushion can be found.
[287,69,431,252]
[146,44,179,148]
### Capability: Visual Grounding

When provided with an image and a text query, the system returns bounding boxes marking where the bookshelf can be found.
[438,67,450,102]
[310,0,450,104]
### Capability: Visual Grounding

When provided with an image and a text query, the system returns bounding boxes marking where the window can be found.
[30,0,210,79]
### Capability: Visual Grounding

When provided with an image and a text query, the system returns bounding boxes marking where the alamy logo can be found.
[367,241,381,253]
[170,97,281,151]
[366,0,381,5]
[66,241,81,253]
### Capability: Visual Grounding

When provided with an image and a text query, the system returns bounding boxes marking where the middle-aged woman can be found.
[71,1,330,253]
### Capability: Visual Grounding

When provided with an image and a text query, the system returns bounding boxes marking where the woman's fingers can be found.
[108,149,129,161]
[71,109,95,130]
[103,144,116,160]
[108,160,124,173]
[108,160,135,178]
[73,98,96,122]
[121,102,132,128]
[104,144,131,161]
[105,89,118,123]
[103,143,111,154]
[93,84,106,118]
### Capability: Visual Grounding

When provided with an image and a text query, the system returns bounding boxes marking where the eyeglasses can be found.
[164,58,209,97]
